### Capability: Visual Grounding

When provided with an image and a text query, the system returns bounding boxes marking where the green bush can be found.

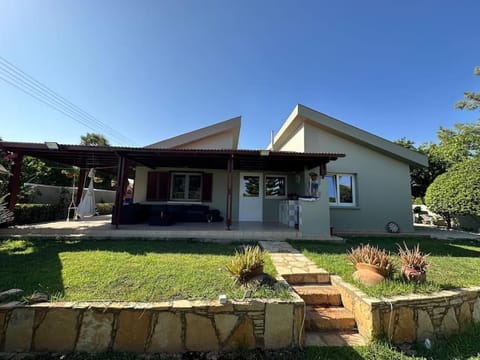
[425,158,480,228]
[96,202,114,215]
[13,203,65,225]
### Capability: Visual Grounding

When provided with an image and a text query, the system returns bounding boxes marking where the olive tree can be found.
[425,158,480,228]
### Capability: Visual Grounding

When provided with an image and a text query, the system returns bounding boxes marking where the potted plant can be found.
[398,242,429,283]
[347,244,395,286]
[226,245,265,284]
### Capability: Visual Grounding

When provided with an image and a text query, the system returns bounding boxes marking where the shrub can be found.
[13,203,64,225]
[226,245,265,284]
[425,158,480,228]
[397,242,429,271]
[96,202,114,215]
[347,244,395,278]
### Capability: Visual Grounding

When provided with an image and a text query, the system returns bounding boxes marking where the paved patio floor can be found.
[0,215,343,242]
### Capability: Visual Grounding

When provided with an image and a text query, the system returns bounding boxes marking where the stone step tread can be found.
[304,330,367,347]
[282,273,330,285]
[292,284,342,306]
[306,306,356,331]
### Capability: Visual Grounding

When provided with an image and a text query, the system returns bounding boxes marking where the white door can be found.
[239,173,263,221]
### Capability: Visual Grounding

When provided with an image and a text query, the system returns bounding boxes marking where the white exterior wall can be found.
[303,123,414,232]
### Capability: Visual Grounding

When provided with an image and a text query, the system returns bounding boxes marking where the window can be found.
[171,173,202,201]
[327,174,356,206]
[146,171,212,202]
[265,175,287,198]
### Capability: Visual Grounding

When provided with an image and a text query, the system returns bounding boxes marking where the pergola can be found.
[0,141,344,229]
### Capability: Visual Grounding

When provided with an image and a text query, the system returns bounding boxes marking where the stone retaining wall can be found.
[331,275,480,344]
[0,299,305,354]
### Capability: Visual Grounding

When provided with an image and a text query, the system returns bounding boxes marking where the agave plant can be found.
[347,244,395,278]
[397,242,429,271]
[226,245,265,284]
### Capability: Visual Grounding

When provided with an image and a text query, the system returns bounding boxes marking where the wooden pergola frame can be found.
[0,141,344,230]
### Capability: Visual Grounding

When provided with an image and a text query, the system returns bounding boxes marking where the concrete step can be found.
[304,330,367,347]
[292,284,342,306]
[282,272,330,285]
[305,306,356,331]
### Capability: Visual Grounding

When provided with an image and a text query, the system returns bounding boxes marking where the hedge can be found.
[13,203,66,225]
[96,203,114,215]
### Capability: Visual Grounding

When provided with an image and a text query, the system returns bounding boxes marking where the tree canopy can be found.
[425,158,480,227]
[80,133,110,146]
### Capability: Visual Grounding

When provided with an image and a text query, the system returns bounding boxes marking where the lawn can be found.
[290,236,480,298]
[0,238,289,302]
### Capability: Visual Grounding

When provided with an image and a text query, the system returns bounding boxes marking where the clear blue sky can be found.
[0,0,479,148]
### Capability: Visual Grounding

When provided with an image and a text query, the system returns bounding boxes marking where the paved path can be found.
[259,241,367,347]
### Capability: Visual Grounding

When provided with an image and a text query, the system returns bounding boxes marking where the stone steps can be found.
[305,306,357,331]
[282,272,330,285]
[304,330,367,347]
[291,284,342,306]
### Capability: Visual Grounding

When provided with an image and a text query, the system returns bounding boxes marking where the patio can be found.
[0,215,344,242]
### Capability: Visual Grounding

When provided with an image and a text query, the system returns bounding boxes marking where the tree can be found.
[80,133,110,146]
[425,158,480,228]
[455,66,480,113]
[394,139,447,203]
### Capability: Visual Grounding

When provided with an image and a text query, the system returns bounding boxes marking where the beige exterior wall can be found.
[303,123,413,232]
[173,131,234,150]
[277,124,304,152]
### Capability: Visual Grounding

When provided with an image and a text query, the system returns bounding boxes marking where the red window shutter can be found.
[157,172,170,201]
[202,173,213,202]
[147,172,170,201]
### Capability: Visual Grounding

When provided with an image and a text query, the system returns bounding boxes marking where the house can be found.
[0,104,427,235]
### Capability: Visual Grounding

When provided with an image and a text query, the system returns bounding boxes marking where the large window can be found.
[171,173,202,201]
[327,174,356,206]
[265,175,287,198]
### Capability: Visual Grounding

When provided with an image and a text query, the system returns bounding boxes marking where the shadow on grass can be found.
[0,238,240,300]
[291,236,480,258]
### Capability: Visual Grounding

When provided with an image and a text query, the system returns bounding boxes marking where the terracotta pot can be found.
[402,265,426,283]
[353,263,386,286]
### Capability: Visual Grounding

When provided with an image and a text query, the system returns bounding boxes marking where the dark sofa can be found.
[118,203,223,226]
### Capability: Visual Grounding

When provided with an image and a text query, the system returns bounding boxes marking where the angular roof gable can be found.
[146,116,241,149]
[271,104,428,167]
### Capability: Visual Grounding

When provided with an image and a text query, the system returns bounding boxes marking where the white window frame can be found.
[264,174,287,199]
[170,172,202,202]
[327,174,356,207]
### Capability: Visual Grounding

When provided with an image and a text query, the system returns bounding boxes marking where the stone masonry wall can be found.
[331,276,480,344]
[0,299,305,354]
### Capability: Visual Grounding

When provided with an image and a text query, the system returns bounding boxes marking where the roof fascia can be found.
[272,104,428,167]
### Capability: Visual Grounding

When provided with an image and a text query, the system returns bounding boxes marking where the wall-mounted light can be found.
[45,142,59,150]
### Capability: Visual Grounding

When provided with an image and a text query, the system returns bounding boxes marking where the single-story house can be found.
[0,104,427,235]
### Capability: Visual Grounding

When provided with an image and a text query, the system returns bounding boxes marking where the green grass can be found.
[289,236,480,298]
[0,238,289,301]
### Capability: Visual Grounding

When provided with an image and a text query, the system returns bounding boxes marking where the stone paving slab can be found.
[259,241,329,279]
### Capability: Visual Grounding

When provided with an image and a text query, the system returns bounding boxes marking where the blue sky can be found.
[0,0,479,148]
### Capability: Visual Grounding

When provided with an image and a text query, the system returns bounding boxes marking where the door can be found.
[239,173,263,221]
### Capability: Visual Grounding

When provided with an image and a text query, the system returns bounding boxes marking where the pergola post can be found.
[7,152,24,210]
[225,154,234,230]
[112,155,127,228]
[75,168,87,206]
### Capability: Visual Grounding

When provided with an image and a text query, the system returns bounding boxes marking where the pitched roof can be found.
[146,116,241,149]
[270,104,428,167]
